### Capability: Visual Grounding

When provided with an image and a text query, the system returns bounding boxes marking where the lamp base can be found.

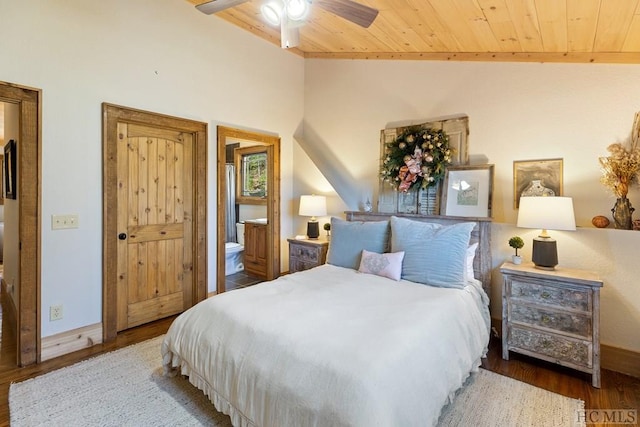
[532,237,558,270]
[307,221,320,239]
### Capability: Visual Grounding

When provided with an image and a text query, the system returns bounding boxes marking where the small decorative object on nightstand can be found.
[508,236,524,265]
[288,238,329,273]
[501,262,603,387]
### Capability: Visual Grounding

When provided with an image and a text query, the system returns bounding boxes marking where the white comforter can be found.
[162,264,490,427]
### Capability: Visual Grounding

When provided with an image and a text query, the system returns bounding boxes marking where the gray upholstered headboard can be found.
[344,211,492,298]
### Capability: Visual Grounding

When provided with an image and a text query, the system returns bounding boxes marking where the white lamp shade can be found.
[517,196,576,231]
[299,195,327,217]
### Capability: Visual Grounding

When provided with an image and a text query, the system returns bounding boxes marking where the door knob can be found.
[118,233,127,240]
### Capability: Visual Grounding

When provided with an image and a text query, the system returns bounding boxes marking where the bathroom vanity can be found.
[243,220,268,279]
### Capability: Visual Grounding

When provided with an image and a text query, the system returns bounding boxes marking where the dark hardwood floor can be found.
[0,288,638,426]
[482,341,640,426]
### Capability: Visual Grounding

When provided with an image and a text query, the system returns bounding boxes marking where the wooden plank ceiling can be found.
[188,0,640,63]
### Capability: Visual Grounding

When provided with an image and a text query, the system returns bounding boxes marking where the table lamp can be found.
[299,195,326,239]
[517,196,576,270]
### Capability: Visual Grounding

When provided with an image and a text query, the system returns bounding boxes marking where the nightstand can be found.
[287,238,329,273]
[500,262,603,388]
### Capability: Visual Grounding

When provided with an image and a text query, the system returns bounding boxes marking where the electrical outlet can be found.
[50,305,63,321]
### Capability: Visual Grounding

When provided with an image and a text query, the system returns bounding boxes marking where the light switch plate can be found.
[51,214,79,230]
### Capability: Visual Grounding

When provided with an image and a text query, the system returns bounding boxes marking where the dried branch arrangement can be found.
[599,112,640,198]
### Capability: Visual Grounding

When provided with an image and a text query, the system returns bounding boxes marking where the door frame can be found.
[216,126,280,293]
[0,81,42,366]
[102,103,207,341]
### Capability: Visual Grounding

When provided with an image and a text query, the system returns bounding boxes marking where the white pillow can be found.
[358,249,405,281]
[465,243,478,281]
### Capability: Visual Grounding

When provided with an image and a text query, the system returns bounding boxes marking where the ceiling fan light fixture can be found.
[286,0,309,21]
[280,19,300,48]
[261,1,283,26]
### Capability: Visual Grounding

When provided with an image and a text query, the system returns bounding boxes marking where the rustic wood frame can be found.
[0,81,41,366]
[102,103,208,342]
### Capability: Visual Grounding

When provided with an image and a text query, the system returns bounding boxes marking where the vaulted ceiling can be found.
[188,0,640,63]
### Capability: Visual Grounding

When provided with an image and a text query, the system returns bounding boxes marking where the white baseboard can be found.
[41,323,103,362]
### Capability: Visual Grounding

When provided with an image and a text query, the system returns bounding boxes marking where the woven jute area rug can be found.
[10,336,585,426]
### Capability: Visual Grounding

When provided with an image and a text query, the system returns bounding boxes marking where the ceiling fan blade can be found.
[315,0,379,28]
[196,0,250,14]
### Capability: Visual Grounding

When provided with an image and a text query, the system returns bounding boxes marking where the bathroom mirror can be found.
[217,126,280,294]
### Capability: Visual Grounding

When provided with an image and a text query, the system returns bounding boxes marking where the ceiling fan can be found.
[196,0,379,49]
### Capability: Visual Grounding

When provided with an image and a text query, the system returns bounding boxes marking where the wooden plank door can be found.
[116,123,193,331]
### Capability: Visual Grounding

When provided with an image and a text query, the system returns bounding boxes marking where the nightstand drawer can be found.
[291,246,320,263]
[288,238,329,274]
[511,279,591,312]
[290,259,317,272]
[509,326,592,367]
[510,303,592,338]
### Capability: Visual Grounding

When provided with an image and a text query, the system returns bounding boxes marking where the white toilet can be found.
[225,223,245,276]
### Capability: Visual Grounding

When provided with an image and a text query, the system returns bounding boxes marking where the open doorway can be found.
[216,126,280,294]
[0,81,42,367]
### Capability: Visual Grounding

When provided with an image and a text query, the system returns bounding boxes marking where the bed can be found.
[162,213,492,427]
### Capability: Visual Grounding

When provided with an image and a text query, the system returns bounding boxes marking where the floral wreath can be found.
[380,127,453,193]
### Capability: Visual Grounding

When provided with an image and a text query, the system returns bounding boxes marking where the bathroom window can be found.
[235,145,268,204]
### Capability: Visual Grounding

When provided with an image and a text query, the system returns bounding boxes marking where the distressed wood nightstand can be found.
[287,238,329,273]
[500,262,603,388]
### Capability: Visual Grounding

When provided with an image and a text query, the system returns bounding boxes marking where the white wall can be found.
[0,0,303,337]
[302,59,640,352]
[291,140,347,238]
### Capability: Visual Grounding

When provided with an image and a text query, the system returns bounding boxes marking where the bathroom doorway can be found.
[216,126,280,294]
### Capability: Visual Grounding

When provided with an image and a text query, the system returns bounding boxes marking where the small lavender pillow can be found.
[358,249,405,281]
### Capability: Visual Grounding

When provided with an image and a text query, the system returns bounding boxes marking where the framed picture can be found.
[513,158,563,208]
[441,164,494,218]
[4,139,16,200]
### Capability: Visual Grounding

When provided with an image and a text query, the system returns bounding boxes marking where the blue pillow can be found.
[326,217,389,270]
[390,216,476,288]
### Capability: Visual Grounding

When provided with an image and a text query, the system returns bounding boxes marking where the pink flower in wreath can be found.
[405,157,421,175]
[398,165,418,192]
